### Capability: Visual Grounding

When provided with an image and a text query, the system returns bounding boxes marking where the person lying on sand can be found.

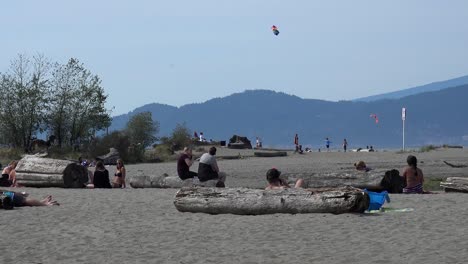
[265,168,304,190]
[0,190,59,209]
[354,161,371,172]
[402,155,425,194]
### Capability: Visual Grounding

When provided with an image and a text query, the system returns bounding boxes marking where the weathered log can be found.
[440,177,468,193]
[15,155,88,188]
[130,175,217,188]
[62,163,89,188]
[174,186,369,215]
[443,161,468,168]
[97,148,120,165]
[16,155,72,174]
[285,169,387,190]
[254,151,287,157]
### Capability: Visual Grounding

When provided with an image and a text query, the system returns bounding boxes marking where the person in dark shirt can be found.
[92,161,112,188]
[177,147,197,180]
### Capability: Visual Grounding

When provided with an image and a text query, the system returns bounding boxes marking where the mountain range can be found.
[354,75,468,102]
[110,77,468,149]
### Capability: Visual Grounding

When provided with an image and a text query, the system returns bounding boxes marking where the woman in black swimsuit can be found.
[112,159,126,188]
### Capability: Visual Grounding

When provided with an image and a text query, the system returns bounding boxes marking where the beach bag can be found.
[380,169,405,193]
[364,189,390,211]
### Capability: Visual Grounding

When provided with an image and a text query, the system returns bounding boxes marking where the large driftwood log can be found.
[15,155,88,188]
[440,177,468,193]
[174,186,369,215]
[254,151,287,157]
[285,169,387,190]
[130,175,217,188]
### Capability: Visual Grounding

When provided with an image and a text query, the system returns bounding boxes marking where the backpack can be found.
[380,169,406,193]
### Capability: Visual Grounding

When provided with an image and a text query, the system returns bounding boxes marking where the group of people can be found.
[355,155,425,194]
[177,144,427,194]
[177,146,226,187]
[81,157,127,189]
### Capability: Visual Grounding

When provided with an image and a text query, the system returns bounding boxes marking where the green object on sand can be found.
[367,207,414,214]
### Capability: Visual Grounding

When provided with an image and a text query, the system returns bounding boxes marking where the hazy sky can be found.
[1,0,468,115]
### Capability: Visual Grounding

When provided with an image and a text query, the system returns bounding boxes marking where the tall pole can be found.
[402,107,406,151]
[403,118,405,151]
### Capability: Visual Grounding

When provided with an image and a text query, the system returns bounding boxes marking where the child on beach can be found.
[401,155,424,194]
[265,168,304,190]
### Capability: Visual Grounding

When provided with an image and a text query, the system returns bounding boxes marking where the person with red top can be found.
[177,147,197,180]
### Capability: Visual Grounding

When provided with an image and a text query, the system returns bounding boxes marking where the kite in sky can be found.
[271,25,280,36]
[370,114,379,124]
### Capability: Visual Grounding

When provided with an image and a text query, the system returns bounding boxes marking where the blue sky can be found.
[1,0,468,115]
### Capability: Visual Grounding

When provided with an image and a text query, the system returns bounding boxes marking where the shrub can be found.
[419,145,438,152]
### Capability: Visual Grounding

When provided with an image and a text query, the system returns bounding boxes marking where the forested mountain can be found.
[354,75,468,102]
[110,86,468,148]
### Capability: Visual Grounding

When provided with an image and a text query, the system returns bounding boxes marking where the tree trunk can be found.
[284,169,387,190]
[174,186,369,215]
[15,155,88,188]
[440,177,468,193]
[130,175,217,188]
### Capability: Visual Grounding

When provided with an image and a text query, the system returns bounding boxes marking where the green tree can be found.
[0,54,49,149]
[48,58,111,147]
[125,112,159,148]
[169,122,192,151]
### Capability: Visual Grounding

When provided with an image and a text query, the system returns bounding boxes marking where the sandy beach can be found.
[2,148,468,263]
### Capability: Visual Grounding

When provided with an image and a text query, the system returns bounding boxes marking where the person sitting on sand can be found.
[198,147,226,187]
[265,168,304,190]
[89,161,112,188]
[112,159,126,188]
[401,155,424,194]
[0,190,59,208]
[354,161,371,172]
[177,147,197,180]
[1,161,18,187]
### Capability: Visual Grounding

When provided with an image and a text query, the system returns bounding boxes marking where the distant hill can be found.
[109,86,468,148]
[354,75,468,102]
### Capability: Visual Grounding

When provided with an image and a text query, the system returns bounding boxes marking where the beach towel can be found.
[403,183,423,194]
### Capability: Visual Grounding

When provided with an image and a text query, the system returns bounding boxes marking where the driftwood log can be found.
[440,177,468,193]
[174,186,369,215]
[284,169,387,190]
[15,155,88,188]
[254,151,287,157]
[130,175,217,188]
[97,148,120,165]
[443,161,468,168]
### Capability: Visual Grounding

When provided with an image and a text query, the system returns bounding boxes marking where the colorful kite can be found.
[370,114,379,124]
[271,25,280,36]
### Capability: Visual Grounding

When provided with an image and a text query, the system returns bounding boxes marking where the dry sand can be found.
[2,148,468,263]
